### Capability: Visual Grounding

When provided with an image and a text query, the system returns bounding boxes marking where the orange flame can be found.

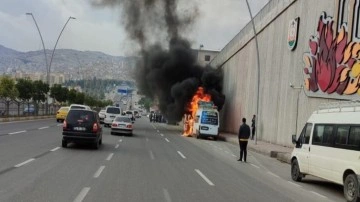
[183,87,211,136]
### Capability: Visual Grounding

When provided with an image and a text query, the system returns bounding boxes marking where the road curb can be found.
[0,116,54,123]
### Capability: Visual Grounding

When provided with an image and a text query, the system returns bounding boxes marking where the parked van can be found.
[291,101,360,202]
[193,101,220,140]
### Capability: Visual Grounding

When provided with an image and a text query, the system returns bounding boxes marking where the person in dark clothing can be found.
[238,118,251,162]
[251,115,256,140]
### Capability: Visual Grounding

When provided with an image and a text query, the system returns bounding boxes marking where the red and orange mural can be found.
[303,0,360,98]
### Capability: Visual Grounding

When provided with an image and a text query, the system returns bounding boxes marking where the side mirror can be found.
[292,134,297,144]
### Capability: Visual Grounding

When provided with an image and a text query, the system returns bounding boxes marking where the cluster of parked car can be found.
[56,104,137,150]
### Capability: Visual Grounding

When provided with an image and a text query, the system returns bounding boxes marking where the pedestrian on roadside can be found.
[238,118,250,162]
[251,114,256,140]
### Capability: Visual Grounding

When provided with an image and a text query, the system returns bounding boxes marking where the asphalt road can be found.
[0,118,345,202]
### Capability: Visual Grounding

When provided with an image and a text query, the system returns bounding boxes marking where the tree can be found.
[0,76,19,100]
[67,89,77,104]
[138,97,153,111]
[75,92,85,104]
[16,78,33,102]
[50,84,68,103]
[32,80,49,103]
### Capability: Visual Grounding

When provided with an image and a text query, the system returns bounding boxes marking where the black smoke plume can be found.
[92,0,225,122]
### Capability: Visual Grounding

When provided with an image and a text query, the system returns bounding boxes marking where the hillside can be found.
[0,45,137,81]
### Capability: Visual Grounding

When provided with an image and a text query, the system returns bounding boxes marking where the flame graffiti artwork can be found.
[303,0,360,98]
[183,87,211,136]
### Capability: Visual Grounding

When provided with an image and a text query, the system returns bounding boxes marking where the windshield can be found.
[115,117,131,122]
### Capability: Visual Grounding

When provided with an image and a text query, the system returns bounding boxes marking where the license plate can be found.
[119,124,125,128]
[110,116,115,118]
[74,127,86,131]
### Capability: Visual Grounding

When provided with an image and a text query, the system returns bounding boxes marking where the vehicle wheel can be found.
[99,138,102,145]
[291,159,302,182]
[62,140,67,148]
[56,119,59,122]
[213,136,218,141]
[344,174,360,202]
[94,140,100,150]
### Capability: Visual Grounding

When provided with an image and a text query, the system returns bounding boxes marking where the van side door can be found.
[296,123,313,174]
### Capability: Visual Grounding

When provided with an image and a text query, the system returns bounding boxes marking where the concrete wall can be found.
[211,0,338,146]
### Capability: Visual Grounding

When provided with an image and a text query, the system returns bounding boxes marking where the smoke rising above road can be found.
[92,0,225,122]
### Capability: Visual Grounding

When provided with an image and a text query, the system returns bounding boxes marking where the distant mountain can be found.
[0,45,137,81]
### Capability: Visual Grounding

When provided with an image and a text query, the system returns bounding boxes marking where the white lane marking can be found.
[195,169,215,186]
[231,154,237,157]
[149,150,155,160]
[219,148,223,151]
[8,130,26,135]
[73,187,90,202]
[93,166,105,178]
[57,124,63,126]
[165,138,170,142]
[118,139,122,142]
[224,150,230,154]
[163,188,172,202]
[157,130,159,132]
[50,147,60,152]
[160,133,164,137]
[250,163,260,169]
[14,158,35,168]
[177,151,186,159]
[115,144,119,149]
[267,171,280,178]
[310,191,327,199]
[146,138,149,142]
[287,181,302,188]
[106,153,114,161]
[38,126,49,130]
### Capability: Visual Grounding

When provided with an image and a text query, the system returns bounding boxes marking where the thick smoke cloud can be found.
[92,0,225,122]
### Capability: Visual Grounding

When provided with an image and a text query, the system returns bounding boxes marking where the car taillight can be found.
[63,121,67,130]
[112,123,117,127]
[126,124,132,129]
[93,123,98,133]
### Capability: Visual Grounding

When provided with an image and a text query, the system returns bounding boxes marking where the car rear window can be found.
[67,110,95,123]
[201,111,218,125]
[107,107,121,114]
[115,117,131,122]
[71,106,86,109]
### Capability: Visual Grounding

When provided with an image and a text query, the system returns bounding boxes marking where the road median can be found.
[0,115,54,123]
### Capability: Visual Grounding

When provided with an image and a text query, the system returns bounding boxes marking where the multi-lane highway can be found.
[0,118,345,202]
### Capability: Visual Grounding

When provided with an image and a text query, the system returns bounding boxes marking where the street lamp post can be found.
[48,16,76,84]
[26,13,48,84]
[244,0,261,145]
[27,14,75,114]
[290,83,303,135]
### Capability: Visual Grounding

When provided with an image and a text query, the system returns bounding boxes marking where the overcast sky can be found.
[0,0,269,56]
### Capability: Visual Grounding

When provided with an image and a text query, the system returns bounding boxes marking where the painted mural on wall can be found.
[303,0,360,99]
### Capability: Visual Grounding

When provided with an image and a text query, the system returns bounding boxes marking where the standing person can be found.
[251,115,256,140]
[238,118,251,162]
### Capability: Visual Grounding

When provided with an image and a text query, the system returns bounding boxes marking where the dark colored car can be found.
[62,109,102,149]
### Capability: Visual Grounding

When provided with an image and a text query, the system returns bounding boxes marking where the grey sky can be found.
[0,0,269,56]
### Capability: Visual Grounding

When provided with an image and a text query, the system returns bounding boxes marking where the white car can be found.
[103,106,122,127]
[111,116,133,136]
[98,109,106,123]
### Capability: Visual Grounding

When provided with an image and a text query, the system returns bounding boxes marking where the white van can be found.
[193,101,220,140]
[104,106,122,127]
[291,101,360,202]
